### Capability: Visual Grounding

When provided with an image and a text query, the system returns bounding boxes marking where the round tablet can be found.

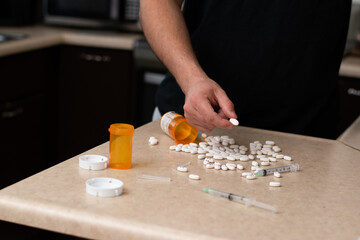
[86,178,123,197]
[229,118,239,126]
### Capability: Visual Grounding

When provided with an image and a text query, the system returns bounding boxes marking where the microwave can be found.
[43,0,140,31]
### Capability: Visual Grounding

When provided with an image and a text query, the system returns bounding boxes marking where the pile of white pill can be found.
[167,134,297,187]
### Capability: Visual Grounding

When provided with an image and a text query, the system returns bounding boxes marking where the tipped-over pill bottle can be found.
[160,111,198,144]
[108,123,134,169]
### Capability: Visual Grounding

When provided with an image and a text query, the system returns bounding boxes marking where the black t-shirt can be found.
[155,0,351,138]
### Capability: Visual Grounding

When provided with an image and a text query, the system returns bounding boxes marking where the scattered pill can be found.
[221,165,228,171]
[252,161,259,166]
[265,141,275,145]
[269,181,281,187]
[176,166,188,172]
[198,154,205,159]
[240,156,250,161]
[246,174,256,180]
[214,155,224,160]
[284,156,292,161]
[149,138,158,145]
[268,157,277,162]
[261,161,270,166]
[274,172,281,178]
[206,164,214,169]
[201,133,207,138]
[236,164,244,170]
[214,164,221,170]
[189,174,200,180]
[242,172,252,177]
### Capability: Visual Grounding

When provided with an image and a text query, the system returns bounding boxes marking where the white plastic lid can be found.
[86,177,123,197]
[79,155,108,170]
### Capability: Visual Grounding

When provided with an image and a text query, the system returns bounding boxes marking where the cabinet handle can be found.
[1,107,23,119]
[347,88,360,97]
[80,53,112,63]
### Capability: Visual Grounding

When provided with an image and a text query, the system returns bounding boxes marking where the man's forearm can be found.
[139,0,207,94]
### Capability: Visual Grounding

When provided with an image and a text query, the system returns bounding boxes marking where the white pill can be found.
[251,166,258,171]
[169,145,177,150]
[265,141,275,145]
[269,181,281,187]
[242,172,252,177]
[189,174,200,180]
[198,148,207,154]
[175,147,181,152]
[236,164,244,170]
[201,133,207,138]
[226,163,236,168]
[260,157,269,162]
[261,161,270,166]
[149,138,158,145]
[251,161,259,166]
[198,154,205,159]
[206,164,214,169]
[227,165,236,170]
[239,150,246,155]
[190,150,198,154]
[248,155,255,160]
[284,155,292,161]
[221,165,228,171]
[229,118,239,126]
[276,154,284,159]
[268,157,277,162]
[214,155,224,160]
[274,172,281,178]
[240,156,250,161]
[203,159,209,165]
[229,138,236,144]
[246,174,256,180]
[227,156,236,161]
[205,153,213,157]
[176,166,188,172]
[256,154,266,159]
[214,164,221,170]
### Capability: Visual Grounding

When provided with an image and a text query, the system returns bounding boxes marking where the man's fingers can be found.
[215,89,237,119]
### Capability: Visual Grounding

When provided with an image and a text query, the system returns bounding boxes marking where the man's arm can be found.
[140,0,237,132]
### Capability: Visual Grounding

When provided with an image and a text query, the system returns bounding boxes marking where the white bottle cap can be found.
[79,155,108,170]
[86,178,123,197]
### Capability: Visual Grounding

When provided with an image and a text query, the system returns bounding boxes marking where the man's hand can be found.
[183,78,237,132]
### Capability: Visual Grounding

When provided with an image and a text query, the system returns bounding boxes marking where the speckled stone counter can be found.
[0,120,359,239]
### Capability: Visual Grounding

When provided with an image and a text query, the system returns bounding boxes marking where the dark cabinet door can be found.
[57,45,135,161]
[0,94,52,189]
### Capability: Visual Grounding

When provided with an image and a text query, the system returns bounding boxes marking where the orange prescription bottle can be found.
[160,112,198,144]
[108,123,134,169]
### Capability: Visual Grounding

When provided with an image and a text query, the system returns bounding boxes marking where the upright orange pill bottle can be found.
[108,123,134,169]
[160,111,198,144]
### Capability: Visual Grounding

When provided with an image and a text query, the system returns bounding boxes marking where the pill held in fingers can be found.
[229,118,239,126]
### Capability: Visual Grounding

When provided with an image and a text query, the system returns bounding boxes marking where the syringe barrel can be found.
[261,164,300,176]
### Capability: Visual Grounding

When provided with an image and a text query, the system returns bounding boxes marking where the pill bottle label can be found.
[160,111,181,136]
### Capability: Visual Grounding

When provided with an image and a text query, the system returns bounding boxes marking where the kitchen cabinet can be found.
[56,45,136,162]
[0,48,58,189]
[337,76,360,135]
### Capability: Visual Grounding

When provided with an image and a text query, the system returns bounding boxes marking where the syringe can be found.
[254,164,299,176]
[203,188,277,213]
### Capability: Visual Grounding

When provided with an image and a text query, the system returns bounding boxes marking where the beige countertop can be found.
[0,121,360,240]
[0,25,142,57]
[338,115,360,151]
